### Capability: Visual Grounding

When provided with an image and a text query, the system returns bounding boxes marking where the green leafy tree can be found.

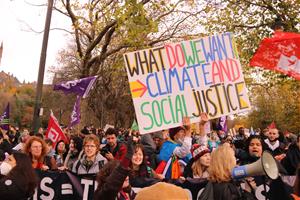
[201,0,300,131]
[52,0,205,127]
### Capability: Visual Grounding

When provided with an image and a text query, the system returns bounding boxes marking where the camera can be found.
[100,147,109,155]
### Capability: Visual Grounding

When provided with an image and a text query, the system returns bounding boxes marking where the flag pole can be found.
[32,0,54,133]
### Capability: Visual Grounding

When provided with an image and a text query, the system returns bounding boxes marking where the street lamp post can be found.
[32,0,54,133]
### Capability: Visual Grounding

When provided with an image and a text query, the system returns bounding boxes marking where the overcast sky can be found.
[0,0,71,84]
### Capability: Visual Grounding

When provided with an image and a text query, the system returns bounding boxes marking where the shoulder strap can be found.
[75,160,81,174]
[98,160,105,170]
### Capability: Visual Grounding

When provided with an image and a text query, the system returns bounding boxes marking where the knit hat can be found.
[152,131,163,140]
[135,182,191,200]
[169,126,185,140]
[192,144,210,161]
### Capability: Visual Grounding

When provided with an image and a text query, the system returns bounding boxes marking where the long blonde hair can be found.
[191,155,208,178]
[209,144,236,183]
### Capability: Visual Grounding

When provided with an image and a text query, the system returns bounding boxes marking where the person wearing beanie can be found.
[157,117,193,179]
[134,182,192,200]
[183,144,211,179]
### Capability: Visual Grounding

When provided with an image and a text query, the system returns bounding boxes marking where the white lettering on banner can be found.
[48,128,59,142]
[94,181,98,191]
[255,184,270,200]
[32,172,100,199]
[61,183,73,195]
[81,179,94,200]
[33,188,38,200]
[40,177,55,200]
[61,80,81,89]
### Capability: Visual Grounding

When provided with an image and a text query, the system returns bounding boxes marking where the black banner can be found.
[31,170,97,200]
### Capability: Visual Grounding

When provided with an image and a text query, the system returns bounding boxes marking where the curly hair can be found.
[23,136,48,162]
[69,135,83,158]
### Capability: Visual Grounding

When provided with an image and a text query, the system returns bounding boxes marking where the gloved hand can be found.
[121,136,134,169]
[125,136,134,160]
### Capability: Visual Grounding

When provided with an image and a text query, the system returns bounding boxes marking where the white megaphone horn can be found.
[232,151,279,180]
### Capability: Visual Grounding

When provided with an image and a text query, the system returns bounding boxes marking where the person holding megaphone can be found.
[233,135,295,200]
[238,135,266,165]
[235,135,269,198]
[199,143,256,200]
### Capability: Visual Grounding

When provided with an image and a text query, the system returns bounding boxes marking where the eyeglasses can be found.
[31,146,42,149]
[84,145,96,148]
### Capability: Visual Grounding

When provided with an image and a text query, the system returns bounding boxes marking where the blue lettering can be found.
[154,72,168,96]
[201,38,215,62]
[187,64,201,87]
[146,73,158,97]
[181,67,194,90]
[168,68,181,94]
[218,34,228,60]
[211,36,219,60]
[162,69,170,94]
[202,63,212,85]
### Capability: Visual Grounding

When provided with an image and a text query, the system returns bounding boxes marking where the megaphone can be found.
[232,151,279,180]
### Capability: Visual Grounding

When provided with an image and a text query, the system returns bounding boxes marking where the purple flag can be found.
[0,103,10,131]
[53,76,97,98]
[217,116,227,132]
[69,96,81,127]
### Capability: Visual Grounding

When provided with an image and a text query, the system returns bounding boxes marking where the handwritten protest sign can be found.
[124,32,251,134]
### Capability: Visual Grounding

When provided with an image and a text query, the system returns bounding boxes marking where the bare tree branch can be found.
[24,0,47,7]
[17,18,73,34]
[65,0,83,58]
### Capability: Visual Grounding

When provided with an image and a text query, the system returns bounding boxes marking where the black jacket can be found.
[264,140,285,157]
[0,139,12,154]
[183,157,195,178]
[0,175,31,200]
[212,181,255,200]
[129,164,160,188]
[281,143,300,175]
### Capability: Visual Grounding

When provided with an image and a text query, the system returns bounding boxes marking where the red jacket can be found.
[102,142,127,161]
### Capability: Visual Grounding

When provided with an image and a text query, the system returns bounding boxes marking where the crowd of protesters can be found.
[0,113,300,200]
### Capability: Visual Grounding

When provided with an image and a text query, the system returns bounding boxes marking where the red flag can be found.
[250,31,300,80]
[268,121,277,129]
[45,113,69,147]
